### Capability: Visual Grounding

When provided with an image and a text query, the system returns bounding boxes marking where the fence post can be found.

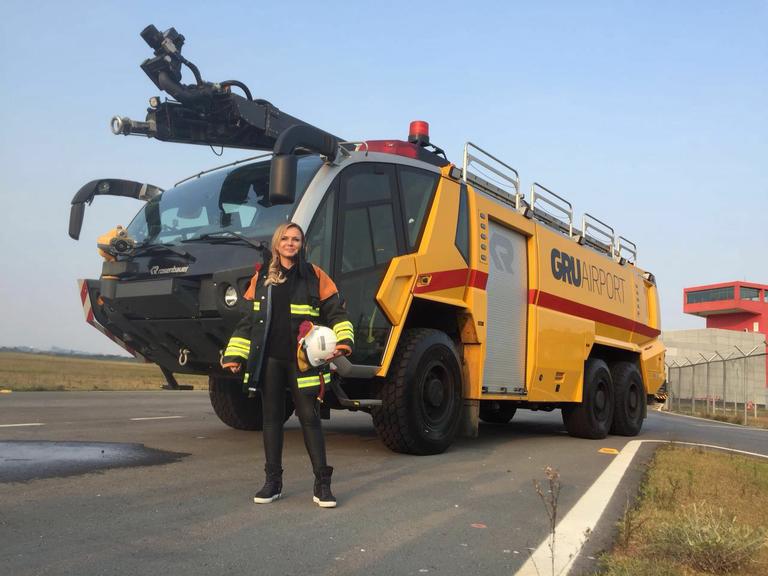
[687,357,696,415]
[700,353,710,415]
[740,346,760,426]
[717,352,733,415]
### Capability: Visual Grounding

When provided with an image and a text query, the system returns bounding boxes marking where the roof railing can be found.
[616,236,637,263]
[530,183,573,237]
[457,143,637,264]
[461,142,523,210]
[577,213,614,256]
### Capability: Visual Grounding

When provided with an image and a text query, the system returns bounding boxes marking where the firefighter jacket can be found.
[222,264,354,396]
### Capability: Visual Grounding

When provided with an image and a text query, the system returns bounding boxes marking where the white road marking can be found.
[656,409,768,431]
[0,423,44,428]
[515,439,768,576]
[129,416,183,421]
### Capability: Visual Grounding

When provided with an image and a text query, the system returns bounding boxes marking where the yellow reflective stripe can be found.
[296,373,332,388]
[290,304,320,317]
[226,343,250,353]
[244,373,250,383]
[252,301,261,311]
[333,321,355,342]
[225,336,250,359]
[224,348,249,360]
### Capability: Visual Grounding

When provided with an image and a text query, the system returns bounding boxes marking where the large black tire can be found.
[479,401,517,424]
[609,361,644,436]
[372,329,463,455]
[562,358,614,439]
[208,377,293,431]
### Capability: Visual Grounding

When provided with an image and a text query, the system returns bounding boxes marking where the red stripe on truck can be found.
[412,268,488,294]
[529,289,660,338]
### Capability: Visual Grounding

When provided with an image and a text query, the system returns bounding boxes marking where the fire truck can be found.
[69,25,665,455]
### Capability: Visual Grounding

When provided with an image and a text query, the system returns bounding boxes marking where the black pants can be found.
[261,356,327,473]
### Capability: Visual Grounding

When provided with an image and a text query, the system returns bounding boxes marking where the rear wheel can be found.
[209,376,293,431]
[372,329,463,455]
[562,358,614,439]
[610,361,644,436]
[479,401,517,424]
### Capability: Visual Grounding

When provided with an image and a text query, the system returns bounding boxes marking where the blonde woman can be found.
[222,222,353,508]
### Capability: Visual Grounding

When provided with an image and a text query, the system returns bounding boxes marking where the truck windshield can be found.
[126,155,323,245]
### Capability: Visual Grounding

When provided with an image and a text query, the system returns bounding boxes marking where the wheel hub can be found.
[595,388,607,412]
[425,378,445,407]
[629,390,639,411]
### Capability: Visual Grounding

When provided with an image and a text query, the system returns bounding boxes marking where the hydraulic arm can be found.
[112,25,341,153]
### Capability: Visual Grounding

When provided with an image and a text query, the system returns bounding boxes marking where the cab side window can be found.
[305,188,336,273]
[340,166,400,273]
[398,167,439,251]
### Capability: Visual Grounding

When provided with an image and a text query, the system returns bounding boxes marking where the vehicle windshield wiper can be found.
[131,242,195,260]
[183,231,266,250]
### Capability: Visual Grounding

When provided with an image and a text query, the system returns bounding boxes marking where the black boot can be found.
[253,464,283,504]
[313,466,337,508]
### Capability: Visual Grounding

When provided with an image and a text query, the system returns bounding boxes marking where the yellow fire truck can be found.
[70,25,664,455]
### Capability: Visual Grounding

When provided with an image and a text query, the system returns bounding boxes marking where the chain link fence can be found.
[665,346,767,426]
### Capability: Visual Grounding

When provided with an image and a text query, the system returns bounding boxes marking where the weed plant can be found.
[595,445,768,575]
[651,502,767,573]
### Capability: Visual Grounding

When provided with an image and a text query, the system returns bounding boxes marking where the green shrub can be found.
[650,502,767,573]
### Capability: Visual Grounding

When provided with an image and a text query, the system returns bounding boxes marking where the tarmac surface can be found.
[1,391,766,576]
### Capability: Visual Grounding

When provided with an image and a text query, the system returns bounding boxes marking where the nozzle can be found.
[140,25,164,51]
[111,116,153,136]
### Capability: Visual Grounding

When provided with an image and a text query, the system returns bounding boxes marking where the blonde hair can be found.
[264,222,304,286]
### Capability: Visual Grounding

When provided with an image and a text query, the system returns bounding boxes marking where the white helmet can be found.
[301,325,337,367]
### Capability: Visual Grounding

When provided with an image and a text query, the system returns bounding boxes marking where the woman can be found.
[221,222,354,508]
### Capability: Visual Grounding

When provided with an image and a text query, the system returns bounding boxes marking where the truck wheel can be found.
[208,377,294,430]
[372,329,462,455]
[209,376,263,430]
[479,401,517,424]
[609,361,644,436]
[562,358,614,439]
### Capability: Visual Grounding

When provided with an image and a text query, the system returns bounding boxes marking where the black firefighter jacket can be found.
[222,264,354,396]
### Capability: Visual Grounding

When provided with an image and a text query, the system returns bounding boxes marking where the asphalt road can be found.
[1,392,766,576]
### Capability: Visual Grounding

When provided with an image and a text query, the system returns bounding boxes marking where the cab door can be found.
[305,161,442,366]
[335,163,407,365]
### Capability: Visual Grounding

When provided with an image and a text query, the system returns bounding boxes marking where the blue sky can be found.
[1,1,766,354]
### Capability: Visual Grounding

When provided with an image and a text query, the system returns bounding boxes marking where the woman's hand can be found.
[221,361,242,373]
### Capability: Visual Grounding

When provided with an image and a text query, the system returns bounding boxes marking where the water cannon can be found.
[110,24,340,156]
[137,24,217,109]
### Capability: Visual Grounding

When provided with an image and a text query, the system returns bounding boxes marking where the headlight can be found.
[224,285,238,307]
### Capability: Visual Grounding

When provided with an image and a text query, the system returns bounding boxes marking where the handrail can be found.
[616,235,637,263]
[461,142,521,208]
[530,183,573,237]
[581,213,615,256]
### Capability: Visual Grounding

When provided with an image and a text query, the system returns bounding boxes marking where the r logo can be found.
[490,233,515,274]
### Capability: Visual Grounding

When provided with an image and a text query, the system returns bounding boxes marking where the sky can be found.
[0,1,766,355]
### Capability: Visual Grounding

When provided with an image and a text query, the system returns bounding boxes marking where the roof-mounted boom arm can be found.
[112,25,342,153]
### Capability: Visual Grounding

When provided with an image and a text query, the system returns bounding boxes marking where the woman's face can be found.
[277,226,303,261]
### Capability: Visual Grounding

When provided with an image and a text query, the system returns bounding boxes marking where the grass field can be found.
[0,352,209,391]
[597,444,768,575]
[663,399,768,430]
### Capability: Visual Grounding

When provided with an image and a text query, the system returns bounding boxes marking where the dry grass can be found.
[597,445,768,575]
[0,352,209,391]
